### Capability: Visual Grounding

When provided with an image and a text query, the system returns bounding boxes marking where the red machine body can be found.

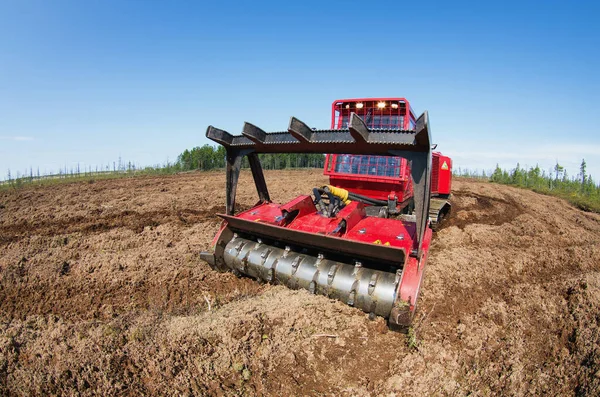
[432,152,452,195]
[201,97,452,330]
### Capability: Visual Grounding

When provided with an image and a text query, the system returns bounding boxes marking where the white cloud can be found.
[0,136,35,141]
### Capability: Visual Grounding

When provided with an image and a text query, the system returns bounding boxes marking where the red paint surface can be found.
[233,199,414,257]
[398,227,432,313]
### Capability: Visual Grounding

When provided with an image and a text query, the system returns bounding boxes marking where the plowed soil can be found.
[1,170,600,396]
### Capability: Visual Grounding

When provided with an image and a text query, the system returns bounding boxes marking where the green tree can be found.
[554,162,564,181]
[491,164,503,183]
[580,158,587,186]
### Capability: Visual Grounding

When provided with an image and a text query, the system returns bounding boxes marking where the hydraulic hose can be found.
[313,187,345,217]
[324,185,351,205]
[347,192,387,206]
[324,184,387,206]
[316,185,390,215]
[312,188,327,215]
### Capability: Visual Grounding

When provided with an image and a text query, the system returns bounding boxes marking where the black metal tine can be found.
[206,126,235,147]
[242,122,268,144]
[206,111,431,152]
[288,116,314,142]
[414,111,430,146]
[348,113,370,143]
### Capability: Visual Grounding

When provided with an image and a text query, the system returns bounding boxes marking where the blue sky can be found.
[1,0,599,180]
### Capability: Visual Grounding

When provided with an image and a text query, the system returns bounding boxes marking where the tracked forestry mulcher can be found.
[200,98,452,329]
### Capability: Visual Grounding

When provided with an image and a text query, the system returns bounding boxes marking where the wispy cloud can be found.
[445,142,600,178]
[0,136,34,141]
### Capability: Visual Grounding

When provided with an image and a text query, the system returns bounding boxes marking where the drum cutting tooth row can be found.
[223,234,400,318]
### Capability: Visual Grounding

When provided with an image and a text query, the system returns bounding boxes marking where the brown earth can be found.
[1,169,600,396]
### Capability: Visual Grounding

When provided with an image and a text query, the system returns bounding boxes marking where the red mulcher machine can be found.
[201,98,452,329]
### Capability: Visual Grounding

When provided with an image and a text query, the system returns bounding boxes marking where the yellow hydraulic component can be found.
[325,185,352,205]
[373,240,391,246]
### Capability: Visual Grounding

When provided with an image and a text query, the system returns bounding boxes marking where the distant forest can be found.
[3,145,599,214]
[176,145,326,171]
[2,144,327,187]
[455,159,600,213]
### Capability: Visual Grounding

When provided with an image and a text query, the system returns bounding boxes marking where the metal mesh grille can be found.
[431,154,439,193]
[330,154,402,177]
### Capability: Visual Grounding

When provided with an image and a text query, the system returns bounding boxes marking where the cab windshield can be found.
[333,155,400,177]
[340,113,404,129]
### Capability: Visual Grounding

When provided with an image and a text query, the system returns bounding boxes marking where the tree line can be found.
[175,144,326,171]
[487,159,600,212]
[2,144,326,188]
[4,144,599,215]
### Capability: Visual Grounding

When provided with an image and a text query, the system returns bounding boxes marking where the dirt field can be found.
[1,169,600,396]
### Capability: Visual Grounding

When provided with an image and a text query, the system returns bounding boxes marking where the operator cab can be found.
[327,97,417,181]
[324,97,452,221]
[324,98,417,203]
[331,98,417,130]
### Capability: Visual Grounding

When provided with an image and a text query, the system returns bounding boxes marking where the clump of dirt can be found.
[1,171,600,395]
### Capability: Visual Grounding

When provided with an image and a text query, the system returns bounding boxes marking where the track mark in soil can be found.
[0,206,225,244]
[442,191,524,230]
[0,266,265,321]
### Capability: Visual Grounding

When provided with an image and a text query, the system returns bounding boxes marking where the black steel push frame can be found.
[205,112,433,258]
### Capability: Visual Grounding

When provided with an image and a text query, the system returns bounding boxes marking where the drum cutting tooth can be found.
[309,280,317,294]
[394,269,402,286]
[234,241,243,252]
[368,273,379,296]
[260,248,271,263]
[268,267,275,283]
[291,256,302,275]
[369,309,377,321]
[327,264,338,285]
[347,287,357,306]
